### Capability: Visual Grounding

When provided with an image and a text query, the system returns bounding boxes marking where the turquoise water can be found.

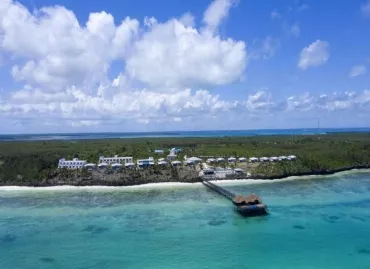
[1,172,370,268]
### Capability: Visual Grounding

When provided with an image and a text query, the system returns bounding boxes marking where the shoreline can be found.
[1,168,369,191]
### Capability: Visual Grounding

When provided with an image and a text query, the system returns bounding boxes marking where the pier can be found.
[202,179,269,217]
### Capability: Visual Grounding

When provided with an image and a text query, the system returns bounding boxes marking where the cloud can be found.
[298,40,329,70]
[349,65,367,77]
[361,1,370,17]
[0,3,139,92]
[289,23,300,38]
[203,0,237,31]
[249,36,279,60]
[126,18,246,89]
[270,10,281,20]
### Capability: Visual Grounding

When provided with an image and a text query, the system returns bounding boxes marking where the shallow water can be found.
[1,172,370,268]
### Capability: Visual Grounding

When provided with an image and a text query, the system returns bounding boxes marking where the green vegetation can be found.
[0,133,370,185]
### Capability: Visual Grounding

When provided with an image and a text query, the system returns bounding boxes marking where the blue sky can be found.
[0,0,370,133]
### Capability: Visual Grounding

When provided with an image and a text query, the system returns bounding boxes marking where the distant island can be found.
[0,133,369,187]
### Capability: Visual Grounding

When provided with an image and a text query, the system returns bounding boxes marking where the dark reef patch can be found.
[357,247,370,255]
[208,219,227,226]
[1,234,16,243]
[292,225,305,230]
[40,257,55,263]
[82,225,109,234]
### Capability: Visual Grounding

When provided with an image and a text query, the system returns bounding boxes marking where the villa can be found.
[99,155,133,165]
[137,157,155,168]
[238,157,247,162]
[154,149,164,154]
[171,161,182,167]
[249,157,259,162]
[84,163,96,171]
[58,158,87,170]
[167,154,177,160]
[228,157,237,163]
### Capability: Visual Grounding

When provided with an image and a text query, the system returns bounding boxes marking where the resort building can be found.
[269,157,279,162]
[288,155,297,160]
[111,163,123,170]
[238,157,247,162]
[137,157,155,168]
[99,155,133,165]
[260,157,269,162]
[154,149,164,154]
[58,158,87,170]
[170,148,182,154]
[167,154,177,160]
[158,160,168,166]
[228,157,237,163]
[125,163,136,169]
[98,163,108,169]
[84,163,96,171]
[249,157,258,162]
[217,157,225,162]
[186,157,202,164]
[206,158,216,164]
[171,161,182,167]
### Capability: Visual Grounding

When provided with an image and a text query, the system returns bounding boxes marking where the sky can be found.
[0,0,370,134]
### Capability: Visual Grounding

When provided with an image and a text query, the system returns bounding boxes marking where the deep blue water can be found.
[1,127,370,141]
[1,171,370,268]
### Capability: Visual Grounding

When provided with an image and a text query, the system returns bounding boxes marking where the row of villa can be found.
[57,154,297,170]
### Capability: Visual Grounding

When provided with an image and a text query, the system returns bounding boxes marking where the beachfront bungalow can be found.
[158,160,168,166]
[167,154,177,161]
[171,161,182,167]
[269,157,279,162]
[217,157,225,162]
[260,157,269,162]
[238,157,247,162]
[249,157,259,163]
[84,163,96,171]
[228,157,237,163]
[206,158,216,164]
[234,168,245,174]
[125,162,136,169]
[137,158,155,168]
[99,155,133,165]
[154,149,164,154]
[279,156,288,161]
[288,155,297,160]
[98,162,108,170]
[158,158,166,162]
[111,163,123,171]
[58,158,87,170]
[186,157,202,164]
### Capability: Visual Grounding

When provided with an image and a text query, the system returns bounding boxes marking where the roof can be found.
[228,157,236,160]
[232,194,262,206]
[187,157,202,161]
[84,163,96,167]
[171,161,182,164]
[111,163,123,167]
[125,162,135,166]
[98,163,108,167]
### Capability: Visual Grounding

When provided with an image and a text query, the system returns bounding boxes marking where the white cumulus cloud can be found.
[298,40,329,70]
[349,65,367,77]
[361,1,370,17]
[203,0,237,32]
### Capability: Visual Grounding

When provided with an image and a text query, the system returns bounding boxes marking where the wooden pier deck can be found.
[202,180,236,201]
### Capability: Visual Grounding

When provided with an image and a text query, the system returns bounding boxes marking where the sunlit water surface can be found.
[1,171,370,268]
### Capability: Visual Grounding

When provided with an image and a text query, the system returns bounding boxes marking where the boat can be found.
[232,194,268,217]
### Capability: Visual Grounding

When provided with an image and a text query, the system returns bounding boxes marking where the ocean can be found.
[1,127,370,141]
[1,171,370,268]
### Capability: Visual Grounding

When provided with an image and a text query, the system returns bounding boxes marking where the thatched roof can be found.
[232,194,262,206]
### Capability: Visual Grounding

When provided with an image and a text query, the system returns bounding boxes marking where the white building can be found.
[249,157,259,163]
[206,158,216,164]
[186,157,202,163]
[171,161,182,167]
[217,157,225,162]
[238,157,247,162]
[228,157,237,163]
[137,157,154,167]
[167,154,177,160]
[58,158,87,170]
[154,149,164,154]
[99,155,133,165]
